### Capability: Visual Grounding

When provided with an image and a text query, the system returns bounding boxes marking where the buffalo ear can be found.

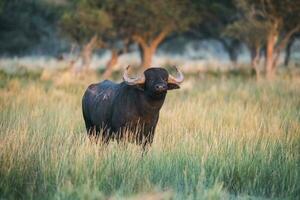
[167,83,180,90]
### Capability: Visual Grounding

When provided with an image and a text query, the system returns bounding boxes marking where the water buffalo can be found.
[82,66,184,149]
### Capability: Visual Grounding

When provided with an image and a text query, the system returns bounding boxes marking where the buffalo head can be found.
[123,66,184,98]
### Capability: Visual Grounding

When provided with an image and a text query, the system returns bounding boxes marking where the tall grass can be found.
[0,76,299,199]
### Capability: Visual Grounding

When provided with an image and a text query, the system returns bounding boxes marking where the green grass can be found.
[0,75,299,199]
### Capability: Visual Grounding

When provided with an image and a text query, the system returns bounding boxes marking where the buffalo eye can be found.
[148,79,154,84]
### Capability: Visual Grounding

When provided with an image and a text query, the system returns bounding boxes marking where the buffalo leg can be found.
[101,128,111,145]
[140,129,155,152]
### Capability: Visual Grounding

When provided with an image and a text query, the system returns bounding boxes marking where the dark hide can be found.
[82,68,180,149]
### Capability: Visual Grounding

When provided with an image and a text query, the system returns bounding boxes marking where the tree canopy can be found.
[105,0,197,68]
[60,0,114,46]
[0,0,300,79]
[233,0,300,79]
[0,0,61,55]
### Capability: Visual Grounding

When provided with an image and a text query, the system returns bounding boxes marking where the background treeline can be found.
[0,0,299,79]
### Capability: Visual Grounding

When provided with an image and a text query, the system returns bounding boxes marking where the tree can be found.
[284,33,299,66]
[0,0,60,55]
[106,0,196,68]
[224,0,268,80]
[248,0,300,79]
[60,0,114,71]
[191,0,241,66]
[224,0,300,79]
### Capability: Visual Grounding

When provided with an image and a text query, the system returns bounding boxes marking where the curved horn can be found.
[168,66,184,84]
[123,65,145,85]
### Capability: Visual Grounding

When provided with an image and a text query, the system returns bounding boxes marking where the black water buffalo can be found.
[82,66,184,149]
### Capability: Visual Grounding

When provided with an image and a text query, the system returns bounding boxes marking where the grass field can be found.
[0,72,299,199]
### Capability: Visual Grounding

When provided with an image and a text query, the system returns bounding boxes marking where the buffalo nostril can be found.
[155,84,167,91]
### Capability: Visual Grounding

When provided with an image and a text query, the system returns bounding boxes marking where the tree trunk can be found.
[250,46,261,81]
[219,38,240,67]
[284,36,294,66]
[69,44,79,69]
[265,23,299,79]
[227,43,239,66]
[133,30,168,69]
[266,31,277,80]
[140,45,156,69]
[102,50,119,79]
[80,35,98,71]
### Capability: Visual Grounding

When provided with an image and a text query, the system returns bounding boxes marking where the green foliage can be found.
[106,0,197,40]
[191,0,237,38]
[0,76,300,199]
[227,0,300,45]
[0,0,4,13]
[60,0,114,45]
[260,0,300,30]
[223,0,269,50]
[60,0,197,46]
[0,0,62,55]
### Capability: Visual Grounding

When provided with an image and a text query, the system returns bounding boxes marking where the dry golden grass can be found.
[0,74,299,199]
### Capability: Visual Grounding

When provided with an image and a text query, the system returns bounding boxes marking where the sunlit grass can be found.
[0,76,299,199]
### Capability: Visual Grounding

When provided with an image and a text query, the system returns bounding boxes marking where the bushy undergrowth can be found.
[0,75,299,199]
